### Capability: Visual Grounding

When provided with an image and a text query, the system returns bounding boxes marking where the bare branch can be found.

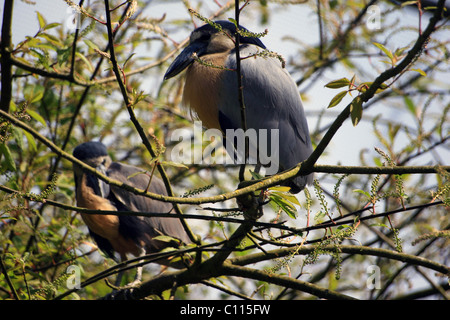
[1,0,14,112]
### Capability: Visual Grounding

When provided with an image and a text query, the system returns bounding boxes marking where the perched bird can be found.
[164,20,313,193]
[72,141,190,285]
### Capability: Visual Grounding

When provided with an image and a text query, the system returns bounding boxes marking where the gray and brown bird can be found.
[72,141,190,285]
[164,20,313,193]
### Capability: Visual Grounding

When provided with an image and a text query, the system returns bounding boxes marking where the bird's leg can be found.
[237,161,265,220]
[114,272,123,287]
[121,248,146,289]
[113,254,128,287]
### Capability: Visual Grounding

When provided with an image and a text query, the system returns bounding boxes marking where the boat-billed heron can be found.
[72,141,190,285]
[164,20,313,193]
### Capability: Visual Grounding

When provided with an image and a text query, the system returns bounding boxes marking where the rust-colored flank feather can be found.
[76,175,142,257]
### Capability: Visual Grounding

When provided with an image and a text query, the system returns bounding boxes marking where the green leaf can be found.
[349,74,356,86]
[337,224,352,230]
[127,170,147,180]
[250,170,264,180]
[75,52,94,72]
[228,18,237,26]
[370,223,389,228]
[30,91,44,104]
[57,47,72,66]
[403,96,416,115]
[24,36,41,49]
[35,43,56,51]
[84,39,99,51]
[0,143,17,171]
[373,157,383,167]
[375,83,388,93]
[314,210,326,223]
[39,32,63,46]
[123,53,136,69]
[269,186,291,192]
[270,193,297,219]
[410,68,427,76]
[350,96,363,126]
[36,11,46,30]
[324,77,350,89]
[400,1,419,7]
[22,129,37,153]
[394,46,408,57]
[359,82,388,93]
[271,190,301,206]
[27,110,47,126]
[153,235,180,244]
[353,189,370,198]
[11,126,24,151]
[160,160,189,169]
[43,22,60,31]
[373,42,394,62]
[327,90,347,108]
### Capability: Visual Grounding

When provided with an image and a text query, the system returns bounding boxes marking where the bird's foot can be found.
[120,279,142,289]
[101,286,137,300]
[102,278,141,300]
[236,180,266,220]
[105,277,141,291]
[236,191,264,220]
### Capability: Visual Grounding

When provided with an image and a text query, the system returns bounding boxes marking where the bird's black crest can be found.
[196,20,266,49]
[73,141,108,161]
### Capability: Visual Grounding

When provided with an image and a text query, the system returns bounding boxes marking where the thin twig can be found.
[229,244,450,276]
[0,255,19,300]
[0,0,14,112]
[102,0,197,244]
[234,0,250,182]
[302,0,447,175]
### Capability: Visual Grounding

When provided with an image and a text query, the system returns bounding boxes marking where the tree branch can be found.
[296,0,379,86]
[229,244,450,276]
[300,0,447,176]
[234,0,250,182]
[102,0,197,244]
[313,164,449,175]
[221,263,357,300]
[96,257,357,300]
[1,0,14,112]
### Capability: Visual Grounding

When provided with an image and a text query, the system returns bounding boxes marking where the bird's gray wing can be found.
[106,162,190,244]
[218,44,313,191]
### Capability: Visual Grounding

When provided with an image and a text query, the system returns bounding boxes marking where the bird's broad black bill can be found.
[164,41,207,80]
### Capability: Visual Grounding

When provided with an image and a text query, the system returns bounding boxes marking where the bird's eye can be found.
[191,32,211,43]
[198,34,211,42]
